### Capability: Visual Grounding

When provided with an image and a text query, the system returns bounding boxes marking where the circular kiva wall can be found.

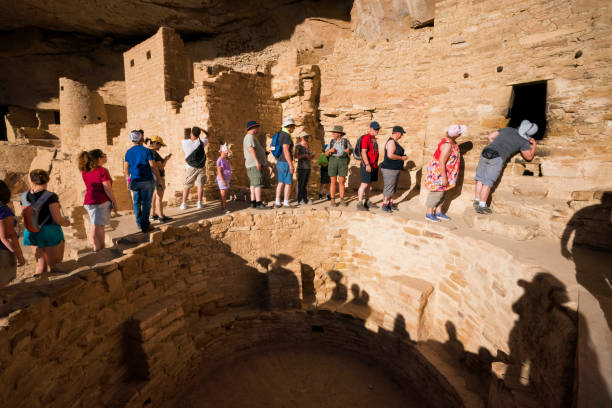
[0,209,577,408]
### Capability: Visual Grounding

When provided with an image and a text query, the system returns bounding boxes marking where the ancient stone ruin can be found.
[0,0,610,407]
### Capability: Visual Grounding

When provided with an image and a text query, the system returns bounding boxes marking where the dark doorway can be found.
[507,81,547,140]
[0,106,8,141]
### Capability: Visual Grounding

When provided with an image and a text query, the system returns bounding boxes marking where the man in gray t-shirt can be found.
[243,120,267,210]
[474,119,538,214]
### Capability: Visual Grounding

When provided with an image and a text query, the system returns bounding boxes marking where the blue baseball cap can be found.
[246,120,260,130]
[370,121,380,130]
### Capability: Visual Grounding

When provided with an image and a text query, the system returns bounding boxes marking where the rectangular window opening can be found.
[130,59,135,67]
[507,81,547,140]
[53,110,60,124]
[146,51,151,59]
[311,325,324,333]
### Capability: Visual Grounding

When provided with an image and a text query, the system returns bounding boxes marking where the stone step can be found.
[463,208,539,241]
[490,191,572,239]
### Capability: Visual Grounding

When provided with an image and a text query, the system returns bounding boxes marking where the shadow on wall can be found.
[561,191,612,330]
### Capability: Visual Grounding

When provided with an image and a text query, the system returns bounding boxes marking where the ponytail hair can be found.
[144,138,152,145]
[77,149,105,172]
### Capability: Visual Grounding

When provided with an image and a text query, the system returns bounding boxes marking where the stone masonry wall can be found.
[0,208,576,407]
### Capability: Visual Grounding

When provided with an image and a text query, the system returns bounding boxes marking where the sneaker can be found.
[179,202,187,210]
[283,203,291,208]
[435,213,451,221]
[223,209,231,214]
[390,204,399,211]
[297,200,304,205]
[275,201,282,208]
[159,216,173,222]
[476,205,492,215]
[366,200,378,208]
[196,202,203,209]
[255,203,268,210]
[326,194,331,201]
[340,198,347,207]
[319,193,323,199]
[473,200,479,210]
[151,215,159,221]
[425,213,440,222]
[356,202,368,211]
[382,204,392,213]
[251,201,257,209]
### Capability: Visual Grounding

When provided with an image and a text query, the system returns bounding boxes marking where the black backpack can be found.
[186,140,206,168]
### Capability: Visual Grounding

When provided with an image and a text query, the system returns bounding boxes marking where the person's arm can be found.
[325,142,336,157]
[361,139,371,171]
[283,144,294,173]
[520,138,537,161]
[248,146,261,171]
[217,165,227,187]
[487,131,499,143]
[123,161,130,189]
[49,202,70,227]
[102,180,119,214]
[386,140,407,160]
[438,143,452,186]
[0,216,25,265]
[149,160,163,186]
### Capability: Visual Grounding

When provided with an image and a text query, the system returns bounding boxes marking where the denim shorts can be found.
[23,224,64,248]
[474,155,504,187]
[85,201,111,226]
[276,161,293,185]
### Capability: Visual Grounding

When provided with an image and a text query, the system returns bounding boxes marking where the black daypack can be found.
[186,140,206,168]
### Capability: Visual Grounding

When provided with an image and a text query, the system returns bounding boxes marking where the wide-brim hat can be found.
[329,125,345,135]
[282,117,296,127]
[150,135,166,146]
[299,131,311,139]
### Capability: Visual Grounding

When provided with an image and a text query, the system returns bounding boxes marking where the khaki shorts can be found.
[247,166,264,187]
[184,167,206,188]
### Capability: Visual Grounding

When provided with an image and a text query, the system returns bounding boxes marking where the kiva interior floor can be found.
[178,345,425,408]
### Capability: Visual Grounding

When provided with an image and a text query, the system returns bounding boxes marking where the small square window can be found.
[130,59,134,67]
[146,51,151,59]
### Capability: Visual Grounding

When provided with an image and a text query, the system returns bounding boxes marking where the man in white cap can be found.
[180,126,208,210]
[274,117,296,207]
[474,119,538,214]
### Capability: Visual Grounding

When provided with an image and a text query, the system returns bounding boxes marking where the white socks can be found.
[479,201,487,207]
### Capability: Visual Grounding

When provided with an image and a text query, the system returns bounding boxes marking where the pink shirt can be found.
[82,167,112,205]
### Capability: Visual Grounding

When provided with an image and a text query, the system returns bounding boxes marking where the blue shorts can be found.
[276,161,293,185]
[23,225,64,248]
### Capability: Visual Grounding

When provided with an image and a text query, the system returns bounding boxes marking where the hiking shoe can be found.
[179,202,187,210]
[366,200,378,208]
[326,194,331,201]
[251,201,257,209]
[476,205,492,215]
[473,200,479,210]
[390,204,399,211]
[319,193,323,199]
[159,216,173,222]
[223,209,231,214]
[151,215,159,221]
[425,214,440,222]
[382,204,392,213]
[435,213,451,221]
[357,202,368,211]
[283,203,292,208]
[256,203,268,210]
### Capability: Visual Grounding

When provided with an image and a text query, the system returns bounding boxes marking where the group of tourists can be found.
[0,116,539,287]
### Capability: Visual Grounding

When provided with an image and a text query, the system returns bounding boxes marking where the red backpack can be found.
[20,191,53,233]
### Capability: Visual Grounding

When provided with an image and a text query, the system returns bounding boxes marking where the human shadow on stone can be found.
[300,263,316,308]
[318,270,348,311]
[260,254,301,310]
[337,283,372,321]
[560,191,612,329]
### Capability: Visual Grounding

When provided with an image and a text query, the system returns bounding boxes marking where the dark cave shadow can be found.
[560,191,612,330]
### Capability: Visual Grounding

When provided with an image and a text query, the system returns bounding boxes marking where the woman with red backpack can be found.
[21,169,71,278]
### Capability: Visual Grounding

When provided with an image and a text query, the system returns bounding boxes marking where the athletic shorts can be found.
[320,166,330,184]
[474,155,504,188]
[217,176,231,191]
[85,201,112,226]
[276,161,293,185]
[360,163,379,183]
[381,168,400,197]
[23,224,64,248]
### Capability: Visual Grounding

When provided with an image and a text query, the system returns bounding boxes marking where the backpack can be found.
[353,134,378,161]
[270,131,283,158]
[185,139,206,168]
[20,191,53,233]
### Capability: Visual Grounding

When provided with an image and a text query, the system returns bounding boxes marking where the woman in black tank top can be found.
[380,126,408,212]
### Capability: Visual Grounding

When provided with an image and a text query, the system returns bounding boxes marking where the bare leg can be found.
[33,247,46,276]
[197,185,204,204]
[479,185,491,204]
[276,183,284,202]
[283,184,291,202]
[255,186,262,202]
[358,182,368,202]
[475,181,483,201]
[338,176,346,198]
[220,190,228,210]
[329,176,337,200]
[157,188,165,217]
[182,187,190,204]
[250,186,256,201]
[44,241,65,274]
